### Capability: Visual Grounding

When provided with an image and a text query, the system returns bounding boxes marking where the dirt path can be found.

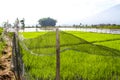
[0,36,15,80]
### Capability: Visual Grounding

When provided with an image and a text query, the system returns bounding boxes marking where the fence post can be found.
[15,33,21,80]
[56,28,60,80]
[12,32,24,80]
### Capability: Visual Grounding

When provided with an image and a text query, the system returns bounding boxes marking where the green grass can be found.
[67,31,120,42]
[0,28,5,57]
[20,31,120,80]
[20,32,47,39]
[0,41,5,56]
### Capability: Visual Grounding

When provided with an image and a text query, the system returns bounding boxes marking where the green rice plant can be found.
[20,32,47,39]
[20,31,120,80]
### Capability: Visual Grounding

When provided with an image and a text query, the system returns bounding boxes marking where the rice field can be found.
[20,31,120,80]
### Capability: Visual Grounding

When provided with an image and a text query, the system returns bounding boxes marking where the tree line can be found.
[3,17,57,28]
[2,17,120,29]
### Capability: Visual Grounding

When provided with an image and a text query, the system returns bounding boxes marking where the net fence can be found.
[16,28,120,80]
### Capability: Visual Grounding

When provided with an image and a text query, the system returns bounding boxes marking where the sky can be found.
[0,0,120,26]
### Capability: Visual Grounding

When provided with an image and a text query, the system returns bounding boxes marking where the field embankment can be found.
[0,28,15,80]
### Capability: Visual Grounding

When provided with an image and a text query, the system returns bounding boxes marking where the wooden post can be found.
[56,27,60,80]
[14,33,21,80]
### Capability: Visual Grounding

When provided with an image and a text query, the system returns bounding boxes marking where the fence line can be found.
[11,28,61,80]
[12,32,24,80]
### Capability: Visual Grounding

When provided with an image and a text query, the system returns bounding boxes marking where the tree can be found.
[20,18,25,31]
[3,22,7,28]
[79,23,82,26]
[38,17,57,27]
[2,20,12,32]
[3,20,9,28]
